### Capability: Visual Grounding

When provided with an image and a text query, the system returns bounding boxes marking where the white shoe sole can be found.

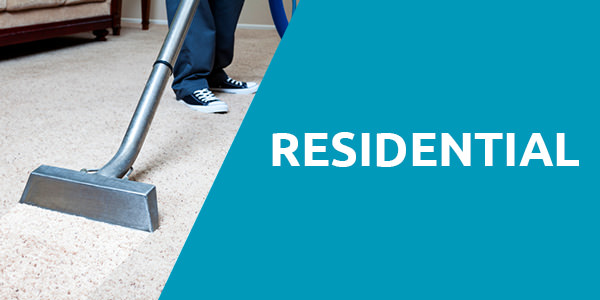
[178,100,229,113]
[212,83,259,95]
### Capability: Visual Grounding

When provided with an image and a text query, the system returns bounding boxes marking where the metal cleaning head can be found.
[20,165,158,232]
[18,0,203,232]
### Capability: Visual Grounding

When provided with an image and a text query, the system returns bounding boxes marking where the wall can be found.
[122,0,276,27]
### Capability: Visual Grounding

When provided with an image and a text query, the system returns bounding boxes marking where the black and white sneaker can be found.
[210,76,258,94]
[177,88,228,113]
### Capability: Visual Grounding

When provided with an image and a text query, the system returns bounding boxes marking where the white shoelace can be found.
[193,88,219,101]
[226,77,244,86]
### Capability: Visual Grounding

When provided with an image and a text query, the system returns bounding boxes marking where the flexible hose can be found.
[268,0,288,38]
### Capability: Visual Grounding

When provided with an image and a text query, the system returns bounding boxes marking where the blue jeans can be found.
[166,0,245,99]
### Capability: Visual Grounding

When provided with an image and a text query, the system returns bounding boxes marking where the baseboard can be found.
[122,18,168,25]
[237,24,276,30]
[121,18,275,30]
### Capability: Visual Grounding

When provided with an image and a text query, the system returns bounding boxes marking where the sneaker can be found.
[177,88,228,113]
[210,76,259,94]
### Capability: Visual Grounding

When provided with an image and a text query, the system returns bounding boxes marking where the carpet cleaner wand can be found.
[19,0,201,232]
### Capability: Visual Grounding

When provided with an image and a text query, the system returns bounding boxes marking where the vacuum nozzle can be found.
[20,165,158,232]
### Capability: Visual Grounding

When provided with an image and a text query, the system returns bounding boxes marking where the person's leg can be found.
[207,0,245,83]
[206,0,258,94]
[165,0,228,113]
[166,0,216,99]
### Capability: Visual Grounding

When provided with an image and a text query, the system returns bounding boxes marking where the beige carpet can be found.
[0,24,279,299]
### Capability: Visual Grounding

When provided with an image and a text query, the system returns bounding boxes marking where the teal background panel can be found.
[160,1,599,299]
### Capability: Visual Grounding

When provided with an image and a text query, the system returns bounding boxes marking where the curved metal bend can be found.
[97,0,199,178]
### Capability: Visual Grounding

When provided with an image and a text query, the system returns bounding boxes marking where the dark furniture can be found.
[0,0,122,47]
[142,0,150,30]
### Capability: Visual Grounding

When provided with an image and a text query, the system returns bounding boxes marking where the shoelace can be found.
[226,77,244,87]
[193,88,218,102]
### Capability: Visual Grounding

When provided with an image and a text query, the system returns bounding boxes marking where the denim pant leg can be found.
[166,0,245,98]
[166,0,215,99]
[208,0,245,83]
